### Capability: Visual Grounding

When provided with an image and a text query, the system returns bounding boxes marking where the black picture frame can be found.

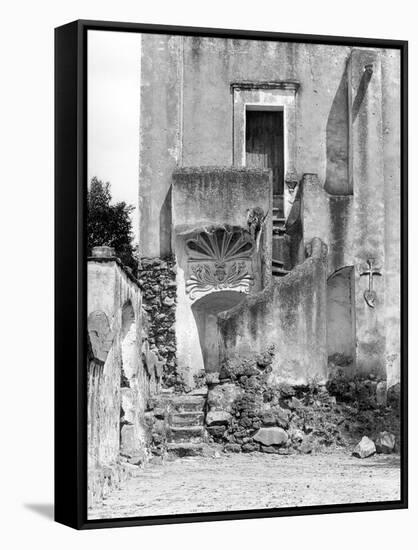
[55,19,408,530]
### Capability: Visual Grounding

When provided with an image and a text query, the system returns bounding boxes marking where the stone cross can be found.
[360,259,382,308]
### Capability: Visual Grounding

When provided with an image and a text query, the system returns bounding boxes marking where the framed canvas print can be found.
[55,20,408,529]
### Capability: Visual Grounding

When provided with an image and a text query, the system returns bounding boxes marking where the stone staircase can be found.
[272,197,290,278]
[163,391,208,457]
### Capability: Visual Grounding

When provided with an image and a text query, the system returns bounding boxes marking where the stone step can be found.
[272,233,291,271]
[273,194,284,212]
[272,258,285,269]
[170,411,204,427]
[169,395,206,412]
[168,426,205,443]
[272,266,290,277]
[166,442,205,457]
[273,225,286,235]
[189,386,208,397]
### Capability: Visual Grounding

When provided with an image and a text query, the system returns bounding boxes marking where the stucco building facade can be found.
[138,35,400,390]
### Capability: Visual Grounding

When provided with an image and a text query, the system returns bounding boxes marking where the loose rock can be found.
[224,443,241,453]
[353,436,376,458]
[299,435,314,454]
[375,431,396,454]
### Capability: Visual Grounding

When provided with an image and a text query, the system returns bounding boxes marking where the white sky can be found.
[88,30,142,242]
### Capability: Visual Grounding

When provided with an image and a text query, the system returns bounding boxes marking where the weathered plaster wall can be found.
[382,49,401,388]
[87,257,157,506]
[350,49,386,378]
[139,36,401,385]
[181,39,350,179]
[139,34,182,257]
[140,37,351,256]
[171,167,272,387]
[172,166,272,246]
[302,173,354,276]
[302,49,398,384]
[219,238,328,385]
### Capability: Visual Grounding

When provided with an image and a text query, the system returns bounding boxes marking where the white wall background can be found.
[1,0,416,548]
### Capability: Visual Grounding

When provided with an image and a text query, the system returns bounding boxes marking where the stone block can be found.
[206,372,220,386]
[299,435,314,454]
[242,442,259,452]
[224,443,241,453]
[274,406,290,428]
[163,296,175,307]
[253,427,288,447]
[376,381,387,406]
[288,427,304,443]
[207,425,227,438]
[206,410,232,426]
[261,412,276,426]
[207,383,242,413]
[387,382,400,409]
[190,386,208,397]
[260,445,278,454]
[288,396,302,410]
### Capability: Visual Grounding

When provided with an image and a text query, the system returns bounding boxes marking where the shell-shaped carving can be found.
[186,228,254,263]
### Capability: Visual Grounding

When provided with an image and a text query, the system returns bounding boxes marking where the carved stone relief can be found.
[185,228,255,300]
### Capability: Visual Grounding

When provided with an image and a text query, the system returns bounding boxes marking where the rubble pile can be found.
[204,348,400,456]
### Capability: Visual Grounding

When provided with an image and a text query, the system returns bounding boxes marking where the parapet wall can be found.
[172,166,272,269]
[218,237,329,385]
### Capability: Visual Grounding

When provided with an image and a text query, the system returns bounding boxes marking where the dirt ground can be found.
[89,450,401,519]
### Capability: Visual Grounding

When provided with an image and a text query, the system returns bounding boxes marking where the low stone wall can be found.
[218,237,329,386]
[87,251,160,507]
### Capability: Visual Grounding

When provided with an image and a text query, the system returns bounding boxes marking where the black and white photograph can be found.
[83,25,406,522]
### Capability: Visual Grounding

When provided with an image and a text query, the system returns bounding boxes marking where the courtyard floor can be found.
[89,450,401,519]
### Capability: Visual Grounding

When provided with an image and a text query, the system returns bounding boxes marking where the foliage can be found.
[87,177,137,271]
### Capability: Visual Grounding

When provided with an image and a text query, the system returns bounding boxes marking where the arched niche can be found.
[327,266,356,366]
[120,301,137,384]
[191,290,246,373]
[88,310,112,363]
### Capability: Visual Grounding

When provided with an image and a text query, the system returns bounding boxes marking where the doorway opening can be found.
[245,109,285,201]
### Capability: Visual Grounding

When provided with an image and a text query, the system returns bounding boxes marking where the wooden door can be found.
[245,110,284,196]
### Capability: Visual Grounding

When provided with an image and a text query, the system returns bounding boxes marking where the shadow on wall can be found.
[325,60,351,196]
[327,266,356,369]
[159,186,172,257]
[192,290,246,373]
